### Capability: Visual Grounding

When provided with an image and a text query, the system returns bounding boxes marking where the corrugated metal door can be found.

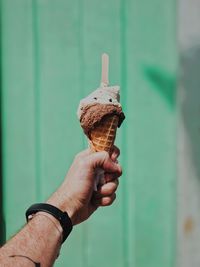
[1,0,177,266]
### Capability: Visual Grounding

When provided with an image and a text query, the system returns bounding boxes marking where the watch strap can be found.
[26,203,73,243]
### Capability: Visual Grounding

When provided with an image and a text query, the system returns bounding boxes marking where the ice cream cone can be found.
[89,115,119,155]
[77,54,125,190]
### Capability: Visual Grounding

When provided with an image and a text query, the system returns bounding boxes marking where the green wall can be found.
[1,0,177,266]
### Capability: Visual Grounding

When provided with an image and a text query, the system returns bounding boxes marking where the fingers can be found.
[87,151,122,176]
[93,193,116,207]
[75,145,120,161]
[92,179,119,207]
[95,179,119,197]
[104,172,121,183]
[110,146,120,162]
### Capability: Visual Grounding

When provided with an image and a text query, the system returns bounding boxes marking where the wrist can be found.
[47,191,77,226]
[36,212,63,239]
[26,203,73,242]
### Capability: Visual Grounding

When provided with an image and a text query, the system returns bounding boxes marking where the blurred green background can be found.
[0,0,180,266]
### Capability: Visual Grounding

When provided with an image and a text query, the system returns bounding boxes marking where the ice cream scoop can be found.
[77,85,124,138]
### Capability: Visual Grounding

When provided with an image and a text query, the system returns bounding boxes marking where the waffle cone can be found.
[89,115,119,155]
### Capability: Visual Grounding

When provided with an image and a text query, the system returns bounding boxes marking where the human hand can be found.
[47,146,122,225]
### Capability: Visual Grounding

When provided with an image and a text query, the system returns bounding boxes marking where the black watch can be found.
[26,203,73,243]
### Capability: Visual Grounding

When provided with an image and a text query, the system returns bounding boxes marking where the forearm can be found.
[0,149,121,266]
[0,213,62,267]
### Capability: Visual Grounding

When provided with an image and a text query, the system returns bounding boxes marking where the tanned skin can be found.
[0,147,122,267]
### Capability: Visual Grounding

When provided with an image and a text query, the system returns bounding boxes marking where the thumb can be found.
[87,151,122,175]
